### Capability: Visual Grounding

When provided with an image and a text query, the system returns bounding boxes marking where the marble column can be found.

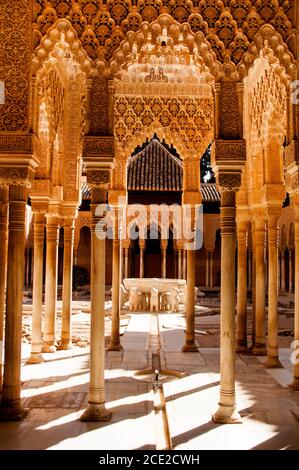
[209,251,214,287]
[183,249,187,280]
[124,247,129,279]
[0,186,27,420]
[0,188,8,390]
[81,178,111,421]
[266,211,282,368]
[281,250,286,291]
[27,212,45,363]
[252,214,267,356]
[42,215,59,353]
[182,248,198,352]
[108,213,122,351]
[289,208,299,390]
[139,240,145,278]
[213,190,241,424]
[248,249,252,289]
[236,222,248,352]
[161,240,167,279]
[205,250,209,287]
[178,249,182,279]
[60,218,75,350]
[289,250,293,293]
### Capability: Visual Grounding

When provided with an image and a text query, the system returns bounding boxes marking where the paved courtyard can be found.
[0,304,299,450]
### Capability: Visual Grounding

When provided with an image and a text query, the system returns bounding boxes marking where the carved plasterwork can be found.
[0,1,32,131]
[33,1,296,76]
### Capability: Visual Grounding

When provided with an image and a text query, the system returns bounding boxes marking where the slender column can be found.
[278,251,281,289]
[42,215,59,353]
[27,212,45,363]
[236,222,248,352]
[251,227,256,348]
[0,186,27,420]
[60,218,75,350]
[248,249,252,289]
[281,250,286,291]
[182,247,198,352]
[266,211,282,368]
[179,248,183,279]
[161,239,167,279]
[0,188,8,391]
[289,206,299,390]
[252,214,267,356]
[209,251,214,287]
[205,250,209,287]
[108,212,122,351]
[289,250,293,293]
[124,248,129,279]
[139,240,145,278]
[213,190,241,424]
[183,249,187,279]
[81,178,111,421]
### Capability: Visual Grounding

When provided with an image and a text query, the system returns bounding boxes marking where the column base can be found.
[42,343,56,353]
[0,400,28,421]
[80,403,111,422]
[252,344,267,356]
[182,341,199,352]
[265,356,282,368]
[212,404,242,424]
[26,353,45,364]
[58,340,73,351]
[107,341,123,352]
[288,378,299,391]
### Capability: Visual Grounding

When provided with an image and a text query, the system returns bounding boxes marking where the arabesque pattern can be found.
[33,0,296,66]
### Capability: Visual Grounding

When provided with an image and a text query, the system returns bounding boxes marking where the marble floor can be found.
[0,310,299,450]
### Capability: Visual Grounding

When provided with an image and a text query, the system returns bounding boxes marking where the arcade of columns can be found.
[0,1,298,424]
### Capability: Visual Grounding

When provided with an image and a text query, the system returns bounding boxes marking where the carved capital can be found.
[217,172,242,192]
[87,169,111,188]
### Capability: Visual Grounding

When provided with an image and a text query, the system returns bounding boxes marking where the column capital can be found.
[139,239,146,250]
[160,239,168,250]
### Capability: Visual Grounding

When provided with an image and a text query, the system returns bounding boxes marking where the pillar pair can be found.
[28,211,76,362]
[237,209,282,367]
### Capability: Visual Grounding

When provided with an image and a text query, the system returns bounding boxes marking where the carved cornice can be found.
[0,133,41,187]
[83,136,115,158]
[212,139,246,163]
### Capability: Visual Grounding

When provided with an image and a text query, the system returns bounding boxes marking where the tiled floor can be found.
[0,311,298,450]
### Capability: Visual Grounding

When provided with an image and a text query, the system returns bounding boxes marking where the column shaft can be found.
[60,221,75,350]
[0,188,8,391]
[209,251,214,287]
[266,214,281,367]
[253,219,267,355]
[182,249,198,352]
[289,215,299,390]
[281,251,286,290]
[213,190,240,424]
[205,251,209,287]
[81,185,111,421]
[108,234,122,351]
[289,250,293,293]
[236,225,248,352]
[0,186,27,420]
[42,216,59,353]
[139,247,144,278]
[27,212,45,363]
[124,248,129,279]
